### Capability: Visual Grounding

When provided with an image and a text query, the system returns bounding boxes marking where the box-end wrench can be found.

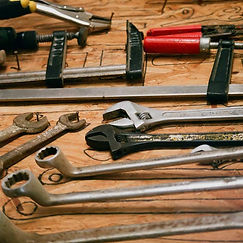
[103,101,243,131]
[35,145,243,178]
[0,113,49,145]
[0,113,86,175]
[2,169,243,206]
[85,124,243,159]
[1,209,243,243]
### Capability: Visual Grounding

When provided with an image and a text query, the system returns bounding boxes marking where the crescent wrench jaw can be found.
[103,101,148,130]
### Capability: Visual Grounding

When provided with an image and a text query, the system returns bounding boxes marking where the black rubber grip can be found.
[0,0,31,19]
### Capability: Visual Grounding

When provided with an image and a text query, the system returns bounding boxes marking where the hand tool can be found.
[143,36,243,54]
[0,26,88,51]
[103,101,243,131]
[0,112,48,145]
[1,209,243,243]
[2,84,243,103]
[0,0,111,33]
[0,113,86,175]
[0,50,6,65]
[35,144,243,178]
[3,169,243,206]
[85,124,243,159]
[146,24,243,39]
[0,21,144,87]
[144,24,243,54]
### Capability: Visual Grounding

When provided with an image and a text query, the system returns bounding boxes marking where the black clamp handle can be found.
[45,31,67,88]
[207,39,234,104]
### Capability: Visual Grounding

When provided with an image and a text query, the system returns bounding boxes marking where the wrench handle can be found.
[160,106,243,124]
[0,123,66,173]
[0,124,23,144]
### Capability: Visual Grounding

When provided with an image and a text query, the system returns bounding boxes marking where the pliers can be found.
[0,0,111,32]
[144,24,243,54]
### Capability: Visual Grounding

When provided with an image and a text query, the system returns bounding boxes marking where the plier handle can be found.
[0,0,111,32]
[144,24,243,54]
[147,24,243,39]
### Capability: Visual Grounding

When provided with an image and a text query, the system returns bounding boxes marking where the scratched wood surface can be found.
[0,0,243,242]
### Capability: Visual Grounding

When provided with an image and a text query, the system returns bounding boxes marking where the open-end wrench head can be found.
[58,113,86,131]
[103,101,147,130]
[1,169,50,205]
[13,113,49,133]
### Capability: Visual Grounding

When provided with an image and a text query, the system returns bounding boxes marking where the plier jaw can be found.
[35,0,112,32]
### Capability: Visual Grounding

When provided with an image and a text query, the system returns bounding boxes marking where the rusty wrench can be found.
[2,169,243,206]
[0,113,49,145]
[1,209,243,243]
[85,124,243,159]
[103,101,243,131]
[0,113,86,175]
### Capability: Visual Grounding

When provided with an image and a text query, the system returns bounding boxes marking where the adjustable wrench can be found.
[1,209,243,243]
[0,113,49,145]
[2,169,243,206]
[103,101,243,131]
[0,113,86,175]
[35,145,243,178]
[85,124,243,159]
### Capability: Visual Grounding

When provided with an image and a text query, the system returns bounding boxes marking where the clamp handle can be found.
[0,0,36,19]
[207,39,234,104]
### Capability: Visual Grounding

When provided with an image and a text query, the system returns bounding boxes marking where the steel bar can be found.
[1,84,243,103]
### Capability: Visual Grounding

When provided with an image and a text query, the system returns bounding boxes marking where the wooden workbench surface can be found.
[0,0,243,242]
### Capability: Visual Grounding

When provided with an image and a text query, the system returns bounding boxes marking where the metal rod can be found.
[1,84,243,103]
[0,65,126,86]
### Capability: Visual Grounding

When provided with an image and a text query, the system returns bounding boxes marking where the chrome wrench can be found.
[2,169,243,206]
[35,145,242,178]
[0,113,86,175]
[0,113,49,145]
[1,209,243,243]
[103,101,243,131]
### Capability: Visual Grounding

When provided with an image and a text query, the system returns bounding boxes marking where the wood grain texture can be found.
[0,0,243,242]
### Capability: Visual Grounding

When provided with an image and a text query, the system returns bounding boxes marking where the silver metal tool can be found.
[2,84,243,103]
[0,113,49,144]
[0,113,86,175]
[34,0,111,32]
[35,145,243,178]
[1,209,243,243]
[103,101,243,131]
[2,169,243,206]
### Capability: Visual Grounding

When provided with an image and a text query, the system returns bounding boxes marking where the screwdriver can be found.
[0,26,88,51]
[144,24,243,54]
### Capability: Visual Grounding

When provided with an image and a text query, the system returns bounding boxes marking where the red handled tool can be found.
[144,24,243,54]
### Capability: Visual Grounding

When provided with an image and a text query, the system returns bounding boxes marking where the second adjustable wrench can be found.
[0,113,49,145]
[85,124,243,159]
[103,101,243,131]
[0,113,86,175]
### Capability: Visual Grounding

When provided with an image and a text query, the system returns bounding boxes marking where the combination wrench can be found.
[35,145,242,178]
[85,124,243,159]
[103,101,243,131]
[0,113,86,175]
[1,209,243,243]
[2,169,243,206]
[0,112,49,145]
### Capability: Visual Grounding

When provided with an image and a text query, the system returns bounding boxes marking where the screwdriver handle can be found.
[0,0,36,19]
[147,24,202,36]
[143,36,201,54]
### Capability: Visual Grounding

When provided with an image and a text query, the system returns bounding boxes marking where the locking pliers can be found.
[0,0,112,32]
